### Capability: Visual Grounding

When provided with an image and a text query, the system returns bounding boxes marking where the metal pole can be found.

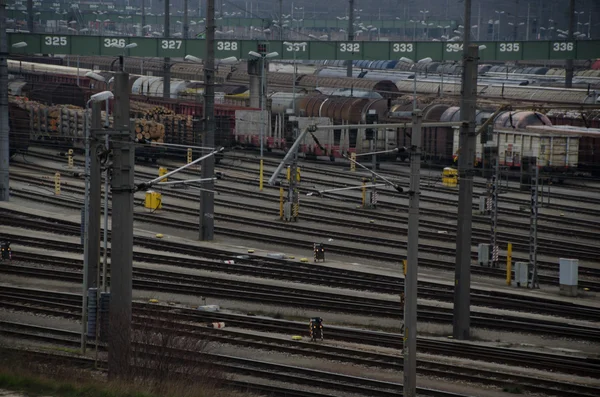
[529,162,539,289]
[526,2,530,41]
[513,0,519,41]
[102,100,109,292]
[491,130,499,268]
[259,55,265,190]
[477,2,481,40]
[183,0,189,39]
[27,0,33,32]
[163,0,171,98]
[81,102,102,353]
[453,0,478,342]
[347,0,354,77]
[0,0,10,202]
[108,70,133,379]
[403,109,422,397]
[565,0,575,88]
[292,51,296,113]
[371,129,377,207]
[413,70,417,110]
[81,106,91,354]
[88,102,102,290]
[279,0,283,40]
[199,0,216,241]
[141,0,146,36]
[440,64,444,98]
[102,132,109,292]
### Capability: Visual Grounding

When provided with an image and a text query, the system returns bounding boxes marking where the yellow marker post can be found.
[350,152,356,171]
[506,243,512,286]
[54,172,60,195]
[296,167,301,182]
[67,149,73,168]
[259,159,264,191]
[279,187,284,219]
[158,167,168,182]
[403,259,407,276]
[187,148,193,164]
[286,166,291,181]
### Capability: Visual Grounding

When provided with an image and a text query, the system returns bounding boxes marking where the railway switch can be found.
[309,317,324,342]
[313,243,325,262]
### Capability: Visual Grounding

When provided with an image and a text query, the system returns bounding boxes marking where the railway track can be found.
[14,152,600,259]
[18,148,600,238]
[7,179,600,291]
[7,245,600,324]
[2,252,600,340]
[12,167,600,264]
[0,324,462,397]
[2,289,600,397]
[8,162,600,272]
[219,156,600,213]
[221,149,600,206]
[4,285,600,378]
[11,152,600,263]
[3,203,600,308]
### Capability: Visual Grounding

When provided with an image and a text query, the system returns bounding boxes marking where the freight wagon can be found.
[454,126,582,172]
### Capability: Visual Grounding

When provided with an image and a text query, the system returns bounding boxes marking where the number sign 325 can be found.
[44,36,67,46]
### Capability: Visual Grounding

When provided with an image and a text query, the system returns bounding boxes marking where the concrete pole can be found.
[403,109,422,397]
[163,0,171,98]
[199,0,216,241]
[0,0,10,202]
[453,0,478,342]
[183,0,189,39]
[565,0,575,88]
[346,0,354,77]
[27,0,33,32]
[108,69,133,379]
[453,44,479,341]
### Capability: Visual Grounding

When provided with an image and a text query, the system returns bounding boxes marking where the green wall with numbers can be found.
[8,34,600,61]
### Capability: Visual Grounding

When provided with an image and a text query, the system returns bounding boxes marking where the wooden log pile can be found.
[10,96,201,148]
[129,100,198,146]
[9,96,168,147]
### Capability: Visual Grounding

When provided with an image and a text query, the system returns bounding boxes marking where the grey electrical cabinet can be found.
[478,244,491,267]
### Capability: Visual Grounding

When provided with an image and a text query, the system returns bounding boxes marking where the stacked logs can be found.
[129,101,198,146]
[10,96,199,147]
[134,119,165,143]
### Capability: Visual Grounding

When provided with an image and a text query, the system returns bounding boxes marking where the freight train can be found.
[10,58,600,105]
[6,58,600,175]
